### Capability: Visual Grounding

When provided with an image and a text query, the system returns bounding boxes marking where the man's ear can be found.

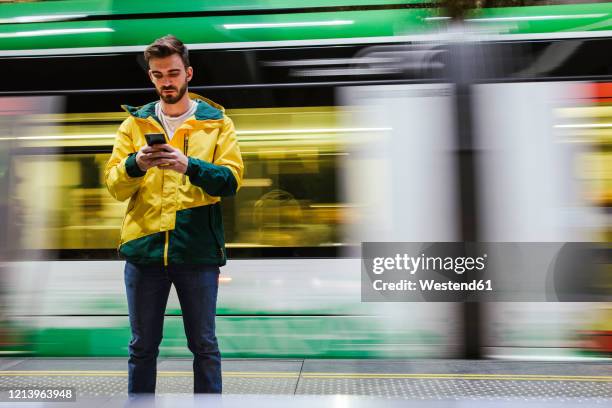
[186,66,193,82]
[147,69,155,83]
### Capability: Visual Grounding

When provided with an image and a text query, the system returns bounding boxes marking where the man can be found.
[104,35,243,394]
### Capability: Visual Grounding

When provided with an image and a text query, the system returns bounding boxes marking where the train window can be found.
[9,107,354,254]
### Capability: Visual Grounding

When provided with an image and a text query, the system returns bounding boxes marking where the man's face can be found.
[148,54,193,104]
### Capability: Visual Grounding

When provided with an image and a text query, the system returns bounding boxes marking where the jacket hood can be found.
[121,93,223,121]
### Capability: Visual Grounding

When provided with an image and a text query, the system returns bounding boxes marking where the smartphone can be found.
[145,133,166,146]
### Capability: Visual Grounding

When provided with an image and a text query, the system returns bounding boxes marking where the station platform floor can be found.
[0,358,610,407]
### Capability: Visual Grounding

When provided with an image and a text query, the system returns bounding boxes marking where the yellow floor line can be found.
[0,371,298,378]
[303,372,612,380]
[0,371,609,382]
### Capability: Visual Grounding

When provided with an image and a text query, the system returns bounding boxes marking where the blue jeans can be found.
[124,262,221,394]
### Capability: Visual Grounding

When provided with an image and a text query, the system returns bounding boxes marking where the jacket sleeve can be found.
[104,118,146,202]
[186,115,244,197]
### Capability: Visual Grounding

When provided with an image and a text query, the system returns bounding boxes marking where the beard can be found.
[157,81,188,104]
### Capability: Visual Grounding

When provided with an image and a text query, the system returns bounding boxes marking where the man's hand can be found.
[135,145,159,172]
[141,144,189,174]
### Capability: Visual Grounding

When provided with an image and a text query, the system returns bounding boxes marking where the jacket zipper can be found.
[163,230,169,266]
[182,134,189,184]
[147,116,175,267]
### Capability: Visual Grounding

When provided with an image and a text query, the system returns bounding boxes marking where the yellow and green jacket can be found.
[104,95,243,266]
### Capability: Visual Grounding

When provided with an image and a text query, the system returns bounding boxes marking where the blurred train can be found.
[0,0,610,358]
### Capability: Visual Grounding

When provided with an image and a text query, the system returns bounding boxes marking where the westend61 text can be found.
[373,279,493,292]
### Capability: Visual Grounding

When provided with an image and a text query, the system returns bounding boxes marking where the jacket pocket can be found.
[188,128,219,163]
[209,202,225,260]
[119,192,138,246]
[170,204,222,263]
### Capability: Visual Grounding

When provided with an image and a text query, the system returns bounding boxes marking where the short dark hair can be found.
[144,35,190,69]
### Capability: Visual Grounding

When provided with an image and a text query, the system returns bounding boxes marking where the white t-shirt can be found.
[155,100,197,140]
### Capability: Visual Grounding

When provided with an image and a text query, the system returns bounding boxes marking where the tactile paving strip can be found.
[294,377,612,402]
[0,373,610,402]
[0,375,127,397]
[157,376,299,395]
[0,374,299,397]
